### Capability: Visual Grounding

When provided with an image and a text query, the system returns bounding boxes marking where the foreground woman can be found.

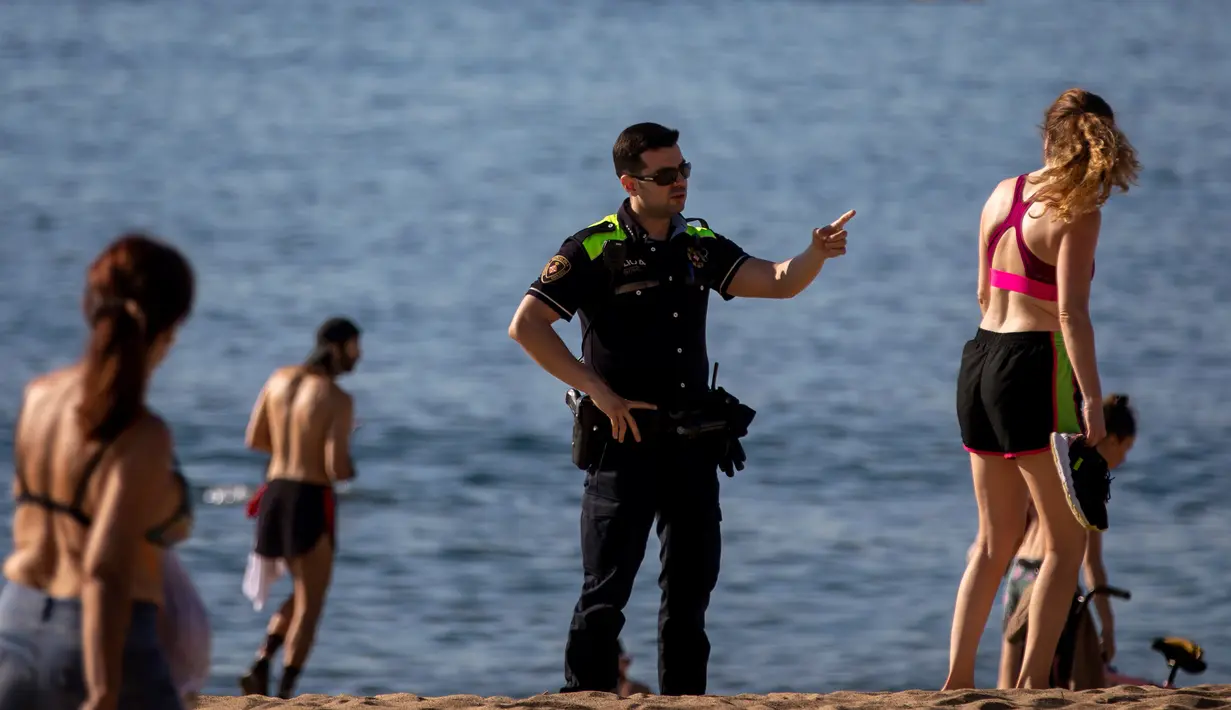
[0,234,196,709]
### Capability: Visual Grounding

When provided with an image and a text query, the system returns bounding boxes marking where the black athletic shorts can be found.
[251,479,336,559]
[956,328,1084,458]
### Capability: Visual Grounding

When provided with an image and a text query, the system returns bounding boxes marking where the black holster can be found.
[566,388,611,471]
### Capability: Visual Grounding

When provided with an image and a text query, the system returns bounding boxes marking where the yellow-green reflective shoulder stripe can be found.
[579,217,714,260]
[580,214,626,260]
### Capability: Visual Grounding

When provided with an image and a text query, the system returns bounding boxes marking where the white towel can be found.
[242,551,287,611]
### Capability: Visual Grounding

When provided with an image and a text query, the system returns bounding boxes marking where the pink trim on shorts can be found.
[963,444,1050,459]
[1006,446,1050,458]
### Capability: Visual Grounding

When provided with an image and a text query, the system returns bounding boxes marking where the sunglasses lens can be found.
[654,162,690,185]
[639,162,691,186]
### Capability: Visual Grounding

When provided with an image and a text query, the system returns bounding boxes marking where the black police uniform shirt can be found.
[526,199,750,409]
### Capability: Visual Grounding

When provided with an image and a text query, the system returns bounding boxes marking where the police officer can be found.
[508,122,855,696]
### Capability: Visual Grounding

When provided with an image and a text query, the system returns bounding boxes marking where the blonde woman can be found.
[946,88,1140,689]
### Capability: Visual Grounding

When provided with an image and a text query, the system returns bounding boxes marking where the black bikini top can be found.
[14,440,193,548]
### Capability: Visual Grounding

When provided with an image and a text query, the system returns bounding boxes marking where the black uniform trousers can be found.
[562,437,722,696]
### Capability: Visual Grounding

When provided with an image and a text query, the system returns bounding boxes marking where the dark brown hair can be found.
[1031,88,1140,223]
[613,122,680,177]
[1103,393,1136,440]
[78,233,195,441]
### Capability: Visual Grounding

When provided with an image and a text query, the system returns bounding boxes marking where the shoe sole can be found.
[1050,433,1099,532]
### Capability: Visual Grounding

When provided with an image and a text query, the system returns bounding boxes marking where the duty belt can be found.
[565,385,756,477]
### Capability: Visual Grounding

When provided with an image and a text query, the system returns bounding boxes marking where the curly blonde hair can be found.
[1030,88,1141,223]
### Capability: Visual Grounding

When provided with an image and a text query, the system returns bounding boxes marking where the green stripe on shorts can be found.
[1052,332,1081,434]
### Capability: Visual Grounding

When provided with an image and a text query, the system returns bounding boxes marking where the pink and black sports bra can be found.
[987,174,1093,302]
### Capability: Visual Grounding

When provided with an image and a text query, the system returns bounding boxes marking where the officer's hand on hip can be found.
[811,210,856,258]
[590,383,657,444]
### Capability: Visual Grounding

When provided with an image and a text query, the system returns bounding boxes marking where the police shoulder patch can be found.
[541,255,571,283]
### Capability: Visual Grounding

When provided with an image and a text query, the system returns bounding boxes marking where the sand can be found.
[196,686,1231,710]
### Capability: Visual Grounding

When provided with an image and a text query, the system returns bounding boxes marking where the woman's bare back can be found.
[4,366,181,602]
[980,171,1088,334]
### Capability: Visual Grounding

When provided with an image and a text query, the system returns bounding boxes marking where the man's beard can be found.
[306,346,356,375]
[648,199,684,217]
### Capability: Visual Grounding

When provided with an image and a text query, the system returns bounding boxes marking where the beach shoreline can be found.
[197,685,1231,709]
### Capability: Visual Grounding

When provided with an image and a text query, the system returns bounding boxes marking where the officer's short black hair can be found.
[613,122,680,177]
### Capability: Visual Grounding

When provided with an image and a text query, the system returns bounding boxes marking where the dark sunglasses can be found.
[631,161,691,186]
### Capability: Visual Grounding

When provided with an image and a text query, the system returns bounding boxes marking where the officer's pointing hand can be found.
[811,210,855,259]
[590,386,657,444]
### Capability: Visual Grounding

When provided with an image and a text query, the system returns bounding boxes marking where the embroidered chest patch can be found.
[686,246,708,269]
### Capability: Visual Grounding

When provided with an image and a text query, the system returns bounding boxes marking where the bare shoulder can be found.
[18,369,78,438]
[130,411,173,447]
[987,175,1021,207]
[328,382,354,410]
[1055,207,1102,243]
[115,411,174,461]
[978,176,1019,239]
[998,174,1022,191]
[23,366,77,407]
[268,365,301,388]
[982,176,1020,217]
[20,378,46,414]
[15,377,49,445]
[1071,207,1102,233]
[262,365,311,400]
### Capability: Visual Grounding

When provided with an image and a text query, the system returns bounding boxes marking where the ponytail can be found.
[75,233,196,441]
[1033,88,1140,223]
[77,298,149,441]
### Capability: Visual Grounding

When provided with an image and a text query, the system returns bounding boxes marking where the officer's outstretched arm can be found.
[726,210,855,299]
[725,256,808,299]
[508,295,605,395]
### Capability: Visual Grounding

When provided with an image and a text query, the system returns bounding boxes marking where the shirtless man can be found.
[238,317,361,699]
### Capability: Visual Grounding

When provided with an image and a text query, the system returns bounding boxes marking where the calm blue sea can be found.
[1,0,1227,698]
